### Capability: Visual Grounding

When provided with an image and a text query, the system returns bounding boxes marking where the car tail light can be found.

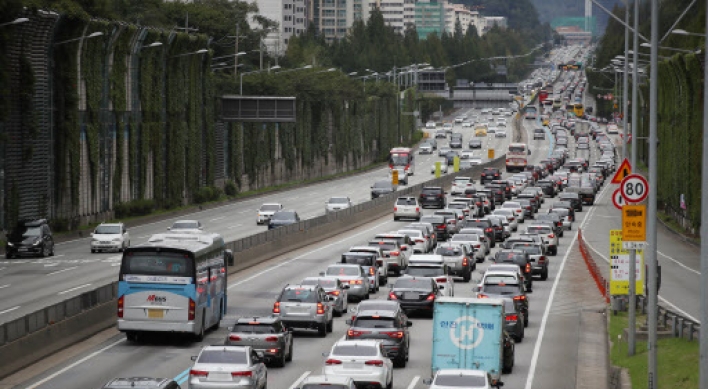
[273,301,281,314]
[368,267,376,276]
[459,216,464,220]
[325,359,343,365]
[481,173,486,176]
[349,279,363,285]
[383,331,404,339]
[436,277,448,283]
[538,255,546,264]
[474,244,481,249]
[390,250,400,256]
[426,293,436,301]
[549,233,555,238]
[117,296,124,318]
[394,207,398,211]
[401,245,408,250]
[506,314,519,322]
[190,370,209,377]
[189,299,196,320]
[525,263,531,273]
[437,225,445,230]
[416,238,425,243]
[416,207,420,212]
[229,334,242,341]
[476,202,482,206]
[477,293,489,298]
[438,194,443,198]
[348,329,370,337]
[317,302,325,315]
[388,292,398,300]
[513,295,527,301]
[328,290,341,296]
[485,228,493,233]
[365,360,385,366]
[462,257,468,266]
[526,206,532,210]
[265,336,279,342]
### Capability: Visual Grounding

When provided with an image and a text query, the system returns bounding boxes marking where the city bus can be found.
[523,105,538,120]
[506,143,529,173]
[573,103,584,117]
[117,231,231,342]
[389,147,415,175]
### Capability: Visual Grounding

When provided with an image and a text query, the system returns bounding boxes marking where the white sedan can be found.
[323,340,393,388]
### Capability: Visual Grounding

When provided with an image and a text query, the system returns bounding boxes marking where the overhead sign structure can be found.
[612,188,627,210]
[620,174,649,203]
[611,158,632,184]
[622,204,647,241]
[609,229,645,296]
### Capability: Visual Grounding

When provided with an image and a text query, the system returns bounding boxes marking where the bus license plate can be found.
[147,309,164,319]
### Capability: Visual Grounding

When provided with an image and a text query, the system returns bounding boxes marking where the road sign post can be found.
[622,202,647,357]
[435,161,441,178]
[392,170,399,185]
[453,156,460,173]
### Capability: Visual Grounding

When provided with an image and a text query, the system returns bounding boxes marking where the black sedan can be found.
[388,277,442,316]
[268,210,300,229]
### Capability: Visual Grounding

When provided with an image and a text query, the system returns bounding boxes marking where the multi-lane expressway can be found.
[1,98,617,389]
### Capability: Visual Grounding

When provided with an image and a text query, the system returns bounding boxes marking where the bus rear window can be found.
[508,145,526,153]
[122,252,193,277]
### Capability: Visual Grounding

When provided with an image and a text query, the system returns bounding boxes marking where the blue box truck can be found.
[431,297,505,381]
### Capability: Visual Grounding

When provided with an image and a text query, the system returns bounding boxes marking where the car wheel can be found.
[386,377,393,389]
[318,323,327,337]
[393,216,399,221]
[49,245,55,256]
[286,341,293,362]
[126,331,138,342]
[5,252,12,259]
[274,348,287,367]
[326,319,333,333]
[334,305,342,317]
[42,245,49,257]
[541,267,549,281]
[393,352,407,368]
[463,271,471,283]
[524,311,529,328]
[91,249,96,253]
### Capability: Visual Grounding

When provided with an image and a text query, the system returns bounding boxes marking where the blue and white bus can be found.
[117,232,231,342]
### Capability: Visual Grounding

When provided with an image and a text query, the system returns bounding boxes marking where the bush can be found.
[224,180,237,197]
[114,199,156,218]
[50,218,70,232]
[193,186,223,204]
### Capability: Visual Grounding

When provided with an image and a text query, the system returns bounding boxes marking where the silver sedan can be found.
[189,346,267,389]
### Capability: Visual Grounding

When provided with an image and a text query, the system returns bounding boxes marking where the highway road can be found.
[0,108,515,324]
[4,85,618,389]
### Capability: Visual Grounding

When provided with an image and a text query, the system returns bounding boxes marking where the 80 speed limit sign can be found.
[620,174,648,203]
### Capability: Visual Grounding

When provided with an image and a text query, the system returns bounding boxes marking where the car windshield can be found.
[260,204,281,212]
[451,234,479,242]
[95,225,121,234]
[281,288,319,302]
[328,198,349,204]
[433,374,486,387]
[436,246,462,256]
[326,266,361,276]
[198,349,248,364]
[232,324,276,334]
[301,278,337,288]
[171,222,198,229]
[512,244,542,255]
[342,255,375,266]
[272,212,296,221]
[396,198,417,206]
[406,266,444,277]
[394,278,433,290]
[483,283,520,295]
[353,317,396,328]
[369,241,396,251]
[332,345,377,356]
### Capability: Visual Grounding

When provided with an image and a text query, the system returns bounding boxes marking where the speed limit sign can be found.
[620,174,649,203]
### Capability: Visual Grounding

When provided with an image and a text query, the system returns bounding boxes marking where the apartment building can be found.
[251,0,309,54]
[414,0,445,39]
[369,0,406,34]
[444,3,480,35]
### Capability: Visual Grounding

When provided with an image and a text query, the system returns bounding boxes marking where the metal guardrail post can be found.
[672,315,678,337]
[688,322,694,341]
[678,318,684,339]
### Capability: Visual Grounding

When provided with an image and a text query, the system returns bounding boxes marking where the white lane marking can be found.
[659,296,700,322]
[657,250,700,275]
[44,263,60,267]
[58,283,92,295]
[524,230,579,389]
[0,284,10,289]
[25,338,126,389]
[46,266,78,276]
[407,375,421,389]
[288,371,311,389]
[111,263,121,267]
[228,220,391,290]
[227,225,243,229]
[210,216,226,222]
[0,306,20,315]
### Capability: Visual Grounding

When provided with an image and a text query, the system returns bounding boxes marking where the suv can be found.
[533,128,546,140]
[345,307,412,367]
[5,219,54,258]
[91,222,130,253]
[225,316,294,366]
[273,284,335,336]
[463,218,495,248]
[419,187,446,209]
[434,243,475,281]
[394,197,421,221]
[368,239,407,276]
[480,168,501,184]
[102,378,181,389]
[492,249,533,292]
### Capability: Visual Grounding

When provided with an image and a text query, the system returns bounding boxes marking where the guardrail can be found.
[577,228,610,303]
[0,153,508,379]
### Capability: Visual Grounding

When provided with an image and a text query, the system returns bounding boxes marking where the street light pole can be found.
[701,2,708,388]
[647,0,659,386]
[622,8,629,162]
[628,0,640,357]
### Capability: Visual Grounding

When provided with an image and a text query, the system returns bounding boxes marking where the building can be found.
[250,0,309,54]
[444,3,478,36]
[480,16,506,34]
[414,0,446,39]
[369,0,406,34]
[417,69,447,91]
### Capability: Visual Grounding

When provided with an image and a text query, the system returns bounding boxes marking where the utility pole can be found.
[622,7,629,162]
[235,24,240,78]
[647,0,659,386]
[701,0,708,386]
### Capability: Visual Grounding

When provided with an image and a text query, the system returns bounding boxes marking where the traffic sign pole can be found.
[629,246,637,355]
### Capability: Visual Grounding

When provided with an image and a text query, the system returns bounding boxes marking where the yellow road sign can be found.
[453,156,460,172]
[609,229,645,296]
[435,161,441,178]
[392,170,399,185]
[488,149,495,159]
[622,204,646,241]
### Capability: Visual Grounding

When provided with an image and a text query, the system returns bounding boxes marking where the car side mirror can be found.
[191,356,198,361]
[167,227,171,231]
[346,319,353,325]
[422,378,433,385]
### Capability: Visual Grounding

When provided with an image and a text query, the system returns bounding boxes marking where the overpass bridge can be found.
[428,89,516,109]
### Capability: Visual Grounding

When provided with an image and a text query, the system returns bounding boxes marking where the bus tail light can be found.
[188,299,196,320]
[117,296,124,318]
